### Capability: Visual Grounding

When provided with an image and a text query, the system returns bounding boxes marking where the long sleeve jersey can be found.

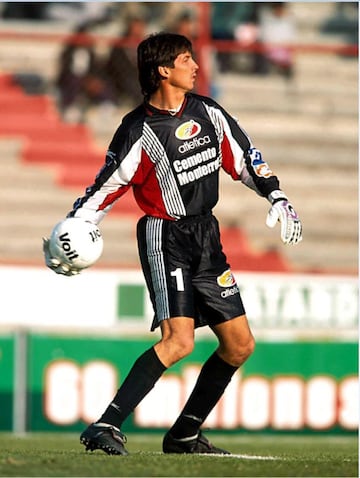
[68,93,280,224]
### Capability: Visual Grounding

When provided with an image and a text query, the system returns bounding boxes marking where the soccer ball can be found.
[49,217,103,270]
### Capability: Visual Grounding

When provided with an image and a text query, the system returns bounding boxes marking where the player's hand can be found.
[266,192,302,245]
[42,237,80,276]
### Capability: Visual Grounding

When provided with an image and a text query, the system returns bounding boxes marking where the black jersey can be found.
[69,93,280,223]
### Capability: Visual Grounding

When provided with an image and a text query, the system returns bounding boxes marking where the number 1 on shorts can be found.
[171,267,185,291]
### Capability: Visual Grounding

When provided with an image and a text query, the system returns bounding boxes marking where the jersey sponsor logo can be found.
[254,162,273,178]
[175,120,201,140]
[248,148,273,178]
[217,269,236,288]
[175,147,220,186]
[174,147,217,173]
[178,135,211,154]
[177,158,220,186]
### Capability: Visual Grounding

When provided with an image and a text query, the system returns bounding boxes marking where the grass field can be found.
[0,432,357,477]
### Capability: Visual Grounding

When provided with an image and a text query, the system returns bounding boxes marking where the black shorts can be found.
[137,212,246,331]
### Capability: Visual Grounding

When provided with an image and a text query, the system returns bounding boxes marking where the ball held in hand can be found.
[49,217,103,270]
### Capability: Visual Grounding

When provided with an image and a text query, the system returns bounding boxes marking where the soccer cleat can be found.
[162,430,231,455]
[80,422,129,455]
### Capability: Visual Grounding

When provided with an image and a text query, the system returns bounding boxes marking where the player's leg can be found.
[80,344,167,455]
[212,313,255,366]
[155,315,195,367]
[80,316,195,455]
[163,315,255,454]
[81,215,197,455]
[97,316,195,426]
[163,214,255,453]
[86,318,194,423]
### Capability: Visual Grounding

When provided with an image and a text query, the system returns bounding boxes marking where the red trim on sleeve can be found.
[221,133,241,180]
[97,185,131,211]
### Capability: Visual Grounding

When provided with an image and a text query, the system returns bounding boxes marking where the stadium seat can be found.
[220,226,292,272]
[22,142,103,165]
[0,93,57,115]
[0,72,293,270]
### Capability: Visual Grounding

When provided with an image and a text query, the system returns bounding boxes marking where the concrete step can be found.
[278,239,357,273]
[240,121,357,150]
[295,55,358,82]
[0,9,356,274]
[0,210,138,267]
[229,95,357,118]
[218,76,357,118]
[0,229,139,268]
[256,143,357,168]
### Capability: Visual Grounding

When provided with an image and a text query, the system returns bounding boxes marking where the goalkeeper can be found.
[44,32,302,455]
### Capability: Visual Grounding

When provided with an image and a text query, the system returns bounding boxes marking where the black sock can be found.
[169,352,238,439]
[98,347,166,428]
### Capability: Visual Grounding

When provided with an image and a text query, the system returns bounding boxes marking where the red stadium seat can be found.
[22,142,103,165]
[0,73,293,270]
[0,93,57,115]
[220,226,292,272]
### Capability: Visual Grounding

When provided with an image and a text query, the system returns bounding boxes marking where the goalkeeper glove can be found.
[42,237,80,276]
[266,190,302,245]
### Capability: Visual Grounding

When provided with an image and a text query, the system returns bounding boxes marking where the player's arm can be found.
[44,115,143,274]
[42,146,125,276]
[213,104,302,245]
[242,148,302,245]
[68,110,144,224]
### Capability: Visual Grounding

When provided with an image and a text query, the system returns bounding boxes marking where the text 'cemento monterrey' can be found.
[175,147,220,185]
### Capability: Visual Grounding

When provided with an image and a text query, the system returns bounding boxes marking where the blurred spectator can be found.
[1,2,49,20]
[320,2,358,46]
[257,2,296,79]
[47,2,112,24]
[105,14,146,108]
[211,2,296,79]
[167,9,198,40]
[54,20,114,123]
[211,2,261,73]
[1,2,112,24]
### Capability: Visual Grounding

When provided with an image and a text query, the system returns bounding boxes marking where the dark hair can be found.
[137,32,193,99]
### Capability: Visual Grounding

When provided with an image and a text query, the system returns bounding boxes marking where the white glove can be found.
[42,237,80,276]
[266,191,302,245]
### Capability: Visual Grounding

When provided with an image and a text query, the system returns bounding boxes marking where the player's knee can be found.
[245,334,256,359]
[172,337,194,361]
[225,335,255,367]
[237,335,255,364]
[158,318,195,366]
[158,335,194,366]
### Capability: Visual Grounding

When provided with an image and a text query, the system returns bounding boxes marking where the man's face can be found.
[167,51,199,92]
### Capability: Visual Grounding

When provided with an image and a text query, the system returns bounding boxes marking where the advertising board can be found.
[0,266,357,433]
[7,334,356,434]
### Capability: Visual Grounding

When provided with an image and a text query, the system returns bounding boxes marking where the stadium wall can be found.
[0,265,357,434]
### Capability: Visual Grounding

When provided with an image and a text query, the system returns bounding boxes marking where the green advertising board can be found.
[23,334,357,434]
[1,268,357,433]
[0,335,15,430]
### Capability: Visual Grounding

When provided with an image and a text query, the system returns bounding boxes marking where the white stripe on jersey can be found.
[114,138,143,185]
[73,139,143,224]
[143,123,186,219]
[203,102,249,176]
[146,217,170,321]
[203,102,224,145]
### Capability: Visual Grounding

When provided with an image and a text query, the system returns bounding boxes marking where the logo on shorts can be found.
[175,120,201,140]
[217,269,236,288]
